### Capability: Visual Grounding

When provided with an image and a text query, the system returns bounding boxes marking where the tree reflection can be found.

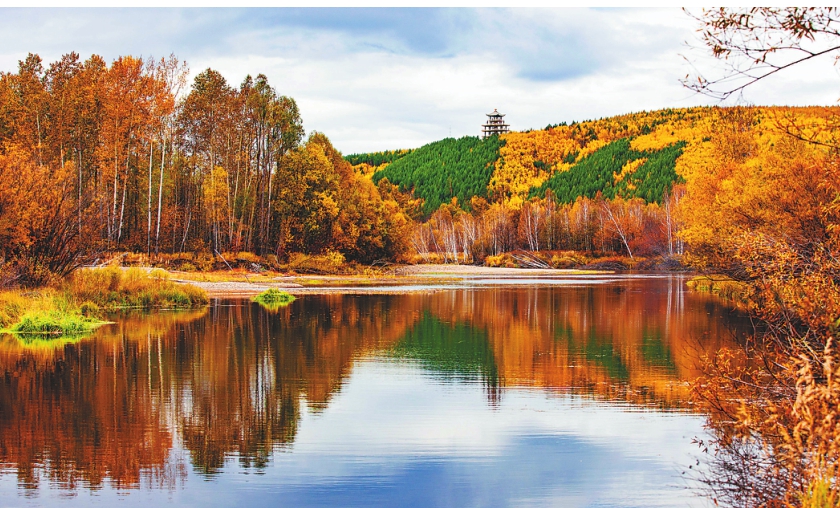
[0,281,749,492]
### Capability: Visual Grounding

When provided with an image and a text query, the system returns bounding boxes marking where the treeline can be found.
[411,190,684,264]
[1,53,833,290]
[371,136,503,217]
[0,52,410,285]
[344,148,413,167]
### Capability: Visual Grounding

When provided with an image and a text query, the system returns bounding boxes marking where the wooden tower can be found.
[482,109,509,139]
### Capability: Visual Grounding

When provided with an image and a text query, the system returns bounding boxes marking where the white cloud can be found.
[1,7,838,154]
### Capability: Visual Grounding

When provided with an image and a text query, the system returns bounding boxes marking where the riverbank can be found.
[174,264,642,297]
[0,267,208,338]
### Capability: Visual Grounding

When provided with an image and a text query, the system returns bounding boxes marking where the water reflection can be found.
[0,276,750,505]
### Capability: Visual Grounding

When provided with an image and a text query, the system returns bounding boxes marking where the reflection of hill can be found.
[407,278,749,408]
[388,311,500,399]
[0,282,748,491]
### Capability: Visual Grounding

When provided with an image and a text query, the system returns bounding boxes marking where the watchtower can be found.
[482,109,509,139]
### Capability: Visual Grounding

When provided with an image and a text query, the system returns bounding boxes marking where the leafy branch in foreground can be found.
[683,8,840,100]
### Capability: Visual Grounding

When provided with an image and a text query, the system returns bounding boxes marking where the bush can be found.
[79,301,100,317]
[484,253,517,268]
[549,251,590,268]
[686,275,750,304]
[234,251,261,264]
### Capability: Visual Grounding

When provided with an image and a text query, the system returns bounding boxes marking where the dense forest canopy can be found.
[370,136,503,217]
[0,52,411,284]
[344,148,414,167]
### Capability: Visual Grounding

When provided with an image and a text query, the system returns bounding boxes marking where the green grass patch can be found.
[4,311,107,338]
[252,289,296,311]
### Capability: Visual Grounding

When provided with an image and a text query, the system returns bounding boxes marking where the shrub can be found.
[234,251,261,264]
[484,253,517,268]
[686,275,751,304]
[549,251,590,268]
[79,301,100,317]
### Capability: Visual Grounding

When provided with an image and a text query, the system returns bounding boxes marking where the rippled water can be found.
[0,275,750,507]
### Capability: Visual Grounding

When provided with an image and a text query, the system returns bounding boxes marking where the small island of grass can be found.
[252,288,296,311]
[4,311,108,337]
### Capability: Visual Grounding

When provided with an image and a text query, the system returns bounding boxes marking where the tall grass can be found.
[0,290,30,329]
[68,266,208,309]
[1,266,209,341]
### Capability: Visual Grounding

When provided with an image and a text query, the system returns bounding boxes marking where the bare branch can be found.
[683,7,840,99]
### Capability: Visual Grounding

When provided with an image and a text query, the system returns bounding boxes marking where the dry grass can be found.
[1,266,209,340]
[68,266,208,310]
[686,275,751,304]
[172,269,279,283]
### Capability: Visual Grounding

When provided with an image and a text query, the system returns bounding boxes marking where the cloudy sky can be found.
[1,8,838,154]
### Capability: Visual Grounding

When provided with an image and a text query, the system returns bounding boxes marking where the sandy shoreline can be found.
[178,264,615,297]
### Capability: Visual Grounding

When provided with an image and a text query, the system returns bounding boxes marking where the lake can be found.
[0,275,750,507]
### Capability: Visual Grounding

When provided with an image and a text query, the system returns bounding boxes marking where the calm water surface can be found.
[0,275,750,507]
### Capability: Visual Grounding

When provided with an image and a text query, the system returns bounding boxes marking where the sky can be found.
[1,7,838,154]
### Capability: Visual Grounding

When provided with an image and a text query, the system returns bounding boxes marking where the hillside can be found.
[364,136,503,216]
[348,106,829,215]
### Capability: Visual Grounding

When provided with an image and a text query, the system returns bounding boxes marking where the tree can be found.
[0,145,99,286]
[683,8,840,507]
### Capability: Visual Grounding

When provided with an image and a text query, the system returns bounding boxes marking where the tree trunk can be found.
[155,135,166,255]
[147,139,153,255]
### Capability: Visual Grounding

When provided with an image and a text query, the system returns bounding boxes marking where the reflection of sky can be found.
[5,362,707,507]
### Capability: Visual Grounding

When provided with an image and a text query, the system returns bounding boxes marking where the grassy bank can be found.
[0,267,208,340]
[69,266,208,310]
[685,275,751,304]
[0,290,108,338]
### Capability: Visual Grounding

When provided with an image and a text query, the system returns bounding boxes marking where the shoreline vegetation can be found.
[252,288,296,311]
[0,253,702,338]
[0,266,208,340]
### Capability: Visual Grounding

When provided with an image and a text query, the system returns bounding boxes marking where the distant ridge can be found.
[347,106,834,216]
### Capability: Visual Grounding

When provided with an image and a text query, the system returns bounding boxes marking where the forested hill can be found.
[347,106,823,216]
[367,136,503,216]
